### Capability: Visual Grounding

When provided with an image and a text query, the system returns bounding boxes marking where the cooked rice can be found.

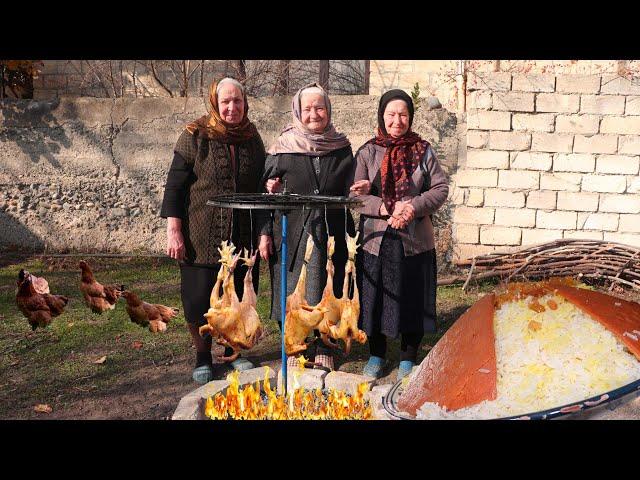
[415,293,640,419]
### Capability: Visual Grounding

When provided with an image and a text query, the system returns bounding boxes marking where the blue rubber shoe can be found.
[363,356,386,378]
[230,357,255,371]
[192,364,214,384]
[397,360,415,381]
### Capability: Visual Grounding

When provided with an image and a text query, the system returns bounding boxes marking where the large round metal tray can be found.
[382,376,640,420]
[207,193,362,210]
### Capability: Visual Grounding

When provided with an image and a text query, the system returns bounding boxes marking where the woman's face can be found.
[383,99,410,138]
[217,84,245,124]
[300,93,329,133]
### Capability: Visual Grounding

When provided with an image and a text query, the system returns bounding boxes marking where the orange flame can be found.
[204,367,373,420]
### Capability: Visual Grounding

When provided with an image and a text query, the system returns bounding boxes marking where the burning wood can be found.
[204,365,373,420]
[442,240,640,292]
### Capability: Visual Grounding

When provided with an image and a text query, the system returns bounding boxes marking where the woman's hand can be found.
[166,218,186,261]
[388,201,414,229]
[265,177,283,194]
[350,179,371,196]
[258,235,274,261]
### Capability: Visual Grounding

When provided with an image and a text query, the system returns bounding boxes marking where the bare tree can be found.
[274,60,290,95]
[319,60,329,89]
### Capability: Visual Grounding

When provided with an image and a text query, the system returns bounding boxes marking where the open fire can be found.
[204,360,373,420]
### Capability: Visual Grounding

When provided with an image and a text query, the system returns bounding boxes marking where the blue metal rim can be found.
[382,376,640,420]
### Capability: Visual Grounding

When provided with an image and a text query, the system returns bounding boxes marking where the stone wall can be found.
[451,72,640,262]
[0,96,460,255]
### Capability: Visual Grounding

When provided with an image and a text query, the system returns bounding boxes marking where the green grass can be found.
[0,254,498,418]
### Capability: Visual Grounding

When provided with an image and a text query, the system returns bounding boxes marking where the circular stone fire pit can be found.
[172,366,395,420]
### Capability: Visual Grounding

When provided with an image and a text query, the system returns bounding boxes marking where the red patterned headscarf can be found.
[371,127,429,215]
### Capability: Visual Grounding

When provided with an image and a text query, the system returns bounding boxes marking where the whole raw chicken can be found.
[327,232,367,355]
[316,236,342,349]
[284,236,328,357]
[16,269,69,330]
[200,244,263,362]
[121,290,179,333]
[79,260,124,314]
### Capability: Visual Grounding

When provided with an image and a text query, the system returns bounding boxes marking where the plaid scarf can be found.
[371,128,429,215]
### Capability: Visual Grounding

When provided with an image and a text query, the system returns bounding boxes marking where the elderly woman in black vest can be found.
[258,83,363,371]
[351,89,449,381]
[161,78,266,384]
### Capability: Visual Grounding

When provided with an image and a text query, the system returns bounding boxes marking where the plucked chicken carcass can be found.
[316,236,342,349]
[327,232,367,355]
[284,236,328,357]
[200,244,263,362]
[16,269,69,330]
[121,291,179,333]
[79,260,124,314]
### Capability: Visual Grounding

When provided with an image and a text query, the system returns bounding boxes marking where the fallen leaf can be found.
[10,360,19,366]
[34,404,52,414]
[93,356,107,364]
[132,341,143,350]
[67,322,74,327]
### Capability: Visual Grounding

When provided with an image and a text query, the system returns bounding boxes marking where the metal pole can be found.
[280,211,288,395]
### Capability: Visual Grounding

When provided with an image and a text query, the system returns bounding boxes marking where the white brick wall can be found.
[480,225,521,245]
[511,74,555,93]
[531,133,573,153]
[619,214,640,233]
[553,153,595,172]
[466,150,509,169]
[573,135,618,154]
[455,71,640,261]
[536,93,579,113]
[556,191,599,212]
[512,113,555,132]
[556,75,601,94]
[494,208,536,227]
[484,189,525,207]
[580,95,625,115]
[599,194,640,213]
[582,174,627,193]
[580,213,619,231]
[527,190,557,209]
[510,152,552,171]
[600,116,640,135]
[455,169,498,187]
[595,155,639,174]
[537,210,577,229]
[467,110,511,131]
[492,92,535,112]
[556,115,601,134]
[498,170,540,189]
[540,172,582,191]
[488,131,531,151]
[619,136,640,154]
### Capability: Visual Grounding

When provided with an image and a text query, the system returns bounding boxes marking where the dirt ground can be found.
[2,253,639,420]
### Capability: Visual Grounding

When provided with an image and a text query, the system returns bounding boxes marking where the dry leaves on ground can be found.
[34,404,52,414]
[132,341,143,350]
[93,356,107,364]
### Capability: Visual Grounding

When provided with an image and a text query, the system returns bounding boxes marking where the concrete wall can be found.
[0,96,460,255]
[451,71,640,262]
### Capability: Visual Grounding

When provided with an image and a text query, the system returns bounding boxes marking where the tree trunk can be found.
[319,60,329,90]
[274,60,290,95]
[232,60,246,82]
[363,60,370,94]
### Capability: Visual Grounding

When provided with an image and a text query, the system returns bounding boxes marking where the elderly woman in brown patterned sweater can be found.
[160,78,267,384]
[350,89,449,381]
